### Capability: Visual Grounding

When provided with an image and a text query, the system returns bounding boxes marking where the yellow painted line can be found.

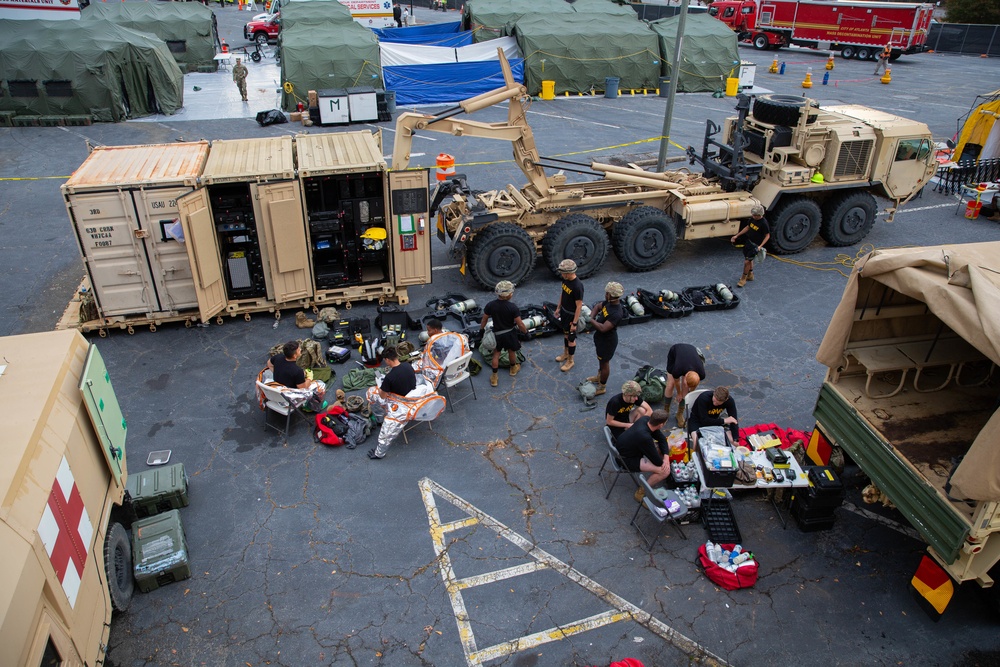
[440,516,480,533]
[419,477,730,667]
[454,562,549,591]
[469,610,634,664]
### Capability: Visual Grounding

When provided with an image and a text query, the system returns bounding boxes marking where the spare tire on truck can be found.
[752,95,808,126]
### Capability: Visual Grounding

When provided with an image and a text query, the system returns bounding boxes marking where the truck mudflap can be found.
[813,383,970,563]
[911,554,956,619]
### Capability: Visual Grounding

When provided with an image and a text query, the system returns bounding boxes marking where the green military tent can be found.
[0,19,184,122]
[651,13,740,93]
[565,0,638,18]
[508,14,661,96]
[280,0,354,29]
[464,0,576,43]
[279,22,382,110]
[82,2,219,73]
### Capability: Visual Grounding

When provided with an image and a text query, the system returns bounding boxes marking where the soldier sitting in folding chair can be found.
[412,318,470,388]
[615,409,671,503]
[264,341,327,411]
[365,348,445,460]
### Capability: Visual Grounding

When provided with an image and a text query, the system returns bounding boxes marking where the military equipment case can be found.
[132,509,191,593]
[126,462,189,519]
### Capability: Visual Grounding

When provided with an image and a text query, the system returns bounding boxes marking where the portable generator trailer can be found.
[392,51,936,290]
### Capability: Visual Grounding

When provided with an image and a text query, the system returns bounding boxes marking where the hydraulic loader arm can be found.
[390,50,551,199]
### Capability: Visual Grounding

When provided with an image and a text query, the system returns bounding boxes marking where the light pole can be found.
[657,0,690,172]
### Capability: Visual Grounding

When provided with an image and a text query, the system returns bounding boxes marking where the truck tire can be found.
[857,47,873,60]
[766,197,821,254]
[752,34,770,50]
[888,51,901,62]
[840,46,855,59]
[254,31,269,47]
[542,214,609,279]
[752,95,807,126]
[104,522,134,612]
[612,206,676,272]
[467,222,536,290]
[820,191,877,247]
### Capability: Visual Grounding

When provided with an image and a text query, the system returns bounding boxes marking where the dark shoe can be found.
[367,448,384,460]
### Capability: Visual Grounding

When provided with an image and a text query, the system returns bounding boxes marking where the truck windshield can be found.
[895,138,932,162]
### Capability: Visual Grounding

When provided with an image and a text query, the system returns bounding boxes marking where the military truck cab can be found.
[1,330,132,666]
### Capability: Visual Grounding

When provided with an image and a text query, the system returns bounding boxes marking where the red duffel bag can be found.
[697,543,759,590]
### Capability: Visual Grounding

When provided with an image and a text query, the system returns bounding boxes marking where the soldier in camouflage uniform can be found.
[233,58,249,102]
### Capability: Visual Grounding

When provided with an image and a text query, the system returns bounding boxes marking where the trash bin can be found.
[604,77,620,99]
[658,76,670,97]
[541,80,555,100]
[384,90,396,114]
[965,200,982,219]
[725,77,739,97]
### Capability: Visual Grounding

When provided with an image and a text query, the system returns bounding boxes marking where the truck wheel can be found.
[820,191,877,246]
[104,522,134,612]
[752,34,770,50]
[255,32,268,47]
[766,197,821,254]
[751,95,807,126]
[467,222,536,290]
[840,46,855,59]
[542,214,609,279]
[888,52,901,62]
[612,206,676,272]
[857,47,873,60]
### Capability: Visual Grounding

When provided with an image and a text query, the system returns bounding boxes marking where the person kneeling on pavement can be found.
[265,340,328,411]
[365,348,444,460]
[605,380,652,440]
[614,409,671,502]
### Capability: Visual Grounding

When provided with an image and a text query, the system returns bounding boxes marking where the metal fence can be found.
[933,158,1000,194]
[925,23,1000,56]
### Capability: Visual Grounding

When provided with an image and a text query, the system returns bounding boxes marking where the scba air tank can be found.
[524,315,546,330]
[625,294,645,316]
[716,283,734,303]
[449,298,477,314]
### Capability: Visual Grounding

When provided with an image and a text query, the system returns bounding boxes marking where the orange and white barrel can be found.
[436,153,455,182]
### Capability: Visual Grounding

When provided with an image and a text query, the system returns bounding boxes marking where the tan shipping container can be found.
[295,130,431,306]
[62,142,210,324]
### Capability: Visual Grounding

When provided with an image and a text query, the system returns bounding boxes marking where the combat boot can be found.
[664,397,673,415]
[509,363,521,377]
[560,357,575,372]
[634,486,645,503]
[586,374,601,383]
[676,406,686,428]
[737,274,748,288]
[594,383,606,396]
[747,270,755,282]
[490,372,499,387]
[556,347,569,362]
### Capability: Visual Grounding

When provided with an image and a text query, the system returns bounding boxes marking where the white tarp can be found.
[379,37,520,67]
[456,37,520,63]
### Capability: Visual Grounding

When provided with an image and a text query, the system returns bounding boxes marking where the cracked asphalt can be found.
[2,7,1000,665]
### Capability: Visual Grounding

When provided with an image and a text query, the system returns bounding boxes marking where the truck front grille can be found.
[834,140,873,179]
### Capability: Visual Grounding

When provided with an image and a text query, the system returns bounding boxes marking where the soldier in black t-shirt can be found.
[730,205,771,287]
[614,410,671,499]
[664,342,706,427]
[265,341,327,408]
[481,280,528,388]
[605,380,652,439]
[688,386,739,447]
[555,259,584,372]
[586,281,625,395]
[378,347,416,398]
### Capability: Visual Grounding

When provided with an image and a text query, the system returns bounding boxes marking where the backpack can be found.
[267,339,328,370]
[634,365,667,404]
[577,380,598,411]
[314,406,349,446]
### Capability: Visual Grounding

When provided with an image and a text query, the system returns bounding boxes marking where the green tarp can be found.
[280,0,354,29]
[82,2,219,72]
[509,14,661,96]
[279,22,382,110]
[0,19,184,122]
[651,14,740,93]
[465,0,576,43]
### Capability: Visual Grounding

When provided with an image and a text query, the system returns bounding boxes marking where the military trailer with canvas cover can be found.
[814,243,1000,615]
[393,52,937,289]
[0,330,134,666]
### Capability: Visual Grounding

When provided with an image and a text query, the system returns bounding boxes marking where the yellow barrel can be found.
[725,77,739,97]
[541,80,555,100]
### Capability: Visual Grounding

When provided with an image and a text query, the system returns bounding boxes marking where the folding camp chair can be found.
[440,350,476,412]
[597,426,640,499]
[256,381,310,442]
[630,474,687,551]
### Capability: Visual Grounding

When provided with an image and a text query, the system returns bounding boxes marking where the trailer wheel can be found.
[766,197,821,254]
[612,207,676,272]
[467,222,536,290]
[888,52,901,62]
[104,522,134,613]
[542,214,609,279]
[840,46,855,59]
[751,95,807,126]
[857,47,873,60]
[752,34,770,50]
[820,191,877,247]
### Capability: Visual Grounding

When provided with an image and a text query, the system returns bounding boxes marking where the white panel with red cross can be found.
[36,456,94,608]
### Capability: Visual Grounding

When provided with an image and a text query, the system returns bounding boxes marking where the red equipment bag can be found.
[698,543,759,590]
[314,405,349,446]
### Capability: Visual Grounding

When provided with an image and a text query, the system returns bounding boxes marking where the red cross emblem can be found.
[37,457,93,607]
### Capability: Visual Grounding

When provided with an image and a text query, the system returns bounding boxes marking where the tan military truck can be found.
[814,242,1000,615]
[392,52,937,289]
[1,330,133,665]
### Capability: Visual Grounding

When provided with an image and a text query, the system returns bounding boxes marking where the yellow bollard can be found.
[881,67,892,84]
[768,58,778,74]
[802,67,813,89]
[825,54,835,70]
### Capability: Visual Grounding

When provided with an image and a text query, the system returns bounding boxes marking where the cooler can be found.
[132,509,192,593]
[126,462,189,519]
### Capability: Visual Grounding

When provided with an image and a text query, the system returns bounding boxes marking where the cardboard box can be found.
[290,112,302,121]
[307,90,318,107]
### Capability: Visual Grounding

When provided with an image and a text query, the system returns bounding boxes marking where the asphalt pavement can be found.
[1,8,1000,667]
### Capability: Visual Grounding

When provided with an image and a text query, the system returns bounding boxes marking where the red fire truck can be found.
[708,0,934,60]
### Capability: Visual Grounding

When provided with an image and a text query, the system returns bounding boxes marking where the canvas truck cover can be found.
[465,0,576,43]
[0,19,184,121]
[82,2,219,72]
[651,13,740,93]
[816,242,1000,501]
[508,13,660,96]
[279,22,382,111]
[280,0,354,30]
[0,330,126,666]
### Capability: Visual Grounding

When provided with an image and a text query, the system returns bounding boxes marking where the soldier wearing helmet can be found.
[554,259,584,372]
[605,380,653,439]
[480,280,528,387]
[586,281,626,396]
[730,204,770,288]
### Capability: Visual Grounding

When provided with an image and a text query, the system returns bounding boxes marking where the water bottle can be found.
[721,549,731,563]
[732,552,753,566]
[705,541,715,561]
[731,545,743,560]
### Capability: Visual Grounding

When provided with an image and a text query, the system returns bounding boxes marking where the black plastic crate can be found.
[807,466,845,495]
[697,449,737,488]
[682,284,741,312]
[701,498,742,543]
[619,297,654,326]
[636,288,694,318]
[793,512,836,533]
